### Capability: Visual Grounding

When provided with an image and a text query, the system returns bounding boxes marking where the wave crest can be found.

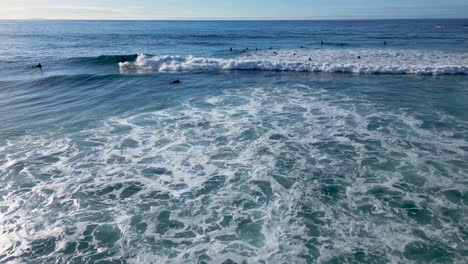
[120,49,468,75]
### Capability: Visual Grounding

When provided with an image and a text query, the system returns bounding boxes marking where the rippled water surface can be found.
[0,20,467,263]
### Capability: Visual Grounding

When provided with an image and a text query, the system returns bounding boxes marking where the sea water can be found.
[0,20,467,263]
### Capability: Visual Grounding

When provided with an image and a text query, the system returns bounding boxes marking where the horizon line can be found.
[1,17,467,21]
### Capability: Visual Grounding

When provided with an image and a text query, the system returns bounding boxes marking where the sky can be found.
[0,0,467,20]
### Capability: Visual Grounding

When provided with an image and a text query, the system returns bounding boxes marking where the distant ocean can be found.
[0,20,467,263]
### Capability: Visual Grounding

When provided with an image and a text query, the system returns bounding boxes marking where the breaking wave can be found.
[120,49,468,75]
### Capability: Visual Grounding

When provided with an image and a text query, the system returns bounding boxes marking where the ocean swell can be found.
[67,54,139,65]
[120,49,468,75]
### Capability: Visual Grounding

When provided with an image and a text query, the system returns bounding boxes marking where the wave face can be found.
[120,49,468,75]
[68,54,139,65]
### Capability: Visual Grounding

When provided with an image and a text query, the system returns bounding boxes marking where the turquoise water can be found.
[0,20,467,263]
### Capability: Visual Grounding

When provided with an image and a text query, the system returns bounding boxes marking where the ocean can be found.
[0,20,467,263]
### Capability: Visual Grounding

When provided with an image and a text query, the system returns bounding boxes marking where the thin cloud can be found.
[1,2,467,20]
[0,5,168,19]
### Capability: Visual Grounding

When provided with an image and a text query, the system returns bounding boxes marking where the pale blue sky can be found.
[1,0,467,20]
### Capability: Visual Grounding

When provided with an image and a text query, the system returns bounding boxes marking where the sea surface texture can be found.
[0,20,467,263]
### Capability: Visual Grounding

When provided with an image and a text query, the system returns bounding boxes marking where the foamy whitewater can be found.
[121,49,468,75]
[0,20,467,264]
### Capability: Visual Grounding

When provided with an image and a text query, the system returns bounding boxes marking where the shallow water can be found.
[0,20,467,263]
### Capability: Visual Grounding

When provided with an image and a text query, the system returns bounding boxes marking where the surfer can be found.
[171,80,181,84]
[309,58,312,61]
[230,48,233,52]
[119,56,127,63]
[33,63,43,69]
[384,41,387,45]
[321,41,324,45]
[358,56,361,59]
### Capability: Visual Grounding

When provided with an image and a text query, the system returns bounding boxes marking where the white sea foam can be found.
[1,85,467,263]
[120,49,468,75]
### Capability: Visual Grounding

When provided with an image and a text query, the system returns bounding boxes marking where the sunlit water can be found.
[0,20,467,263]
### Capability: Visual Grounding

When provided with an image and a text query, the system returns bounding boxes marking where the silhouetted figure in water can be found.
[273,51,278,55]
[33,63,42,69]
[256,48,258,51]
[357,56,361,59]
[269,47,273,50]
[119,56,126,63]
[300,45,304,48]
[321,41,324,45]
[171,80,181,84]
[309,58,312,61]
[384,41,387,45]
[230,48,233,52]
[294,53,296,56]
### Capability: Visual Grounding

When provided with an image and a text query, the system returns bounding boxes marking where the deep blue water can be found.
[0,20,467,263]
